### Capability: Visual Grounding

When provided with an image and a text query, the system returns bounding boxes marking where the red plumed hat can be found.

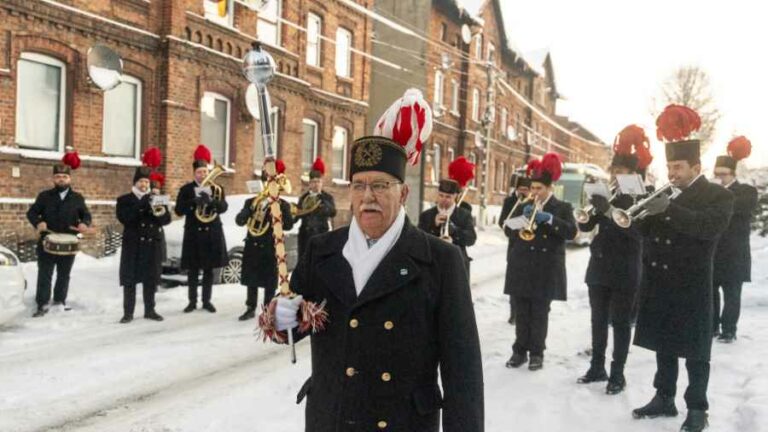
[526,159,542,177]
[61,148,81,170]
[275,159,286,174]
[727,136,751,161]
[142,147,162,169]
[447,156,475,188]
[373,88,433,165]
[149,171,165,187]
[527,153,562,186]
[656,104,701,143]
[612,125,653,171]
[193,144,212,163]
[309,157,325,179]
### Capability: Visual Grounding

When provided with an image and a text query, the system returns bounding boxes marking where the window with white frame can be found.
[331,126,348,179]
[257,0,282,46]
[468,152,477,187]
[447,148,455,165]
[103,75,142,157]
[253,106,280,170]
[335,27,352,78]
[204,0,233,27]
[487,41,496,62]
[200,92,230,165]
[433,71,444,112]
[302,119,319,174]
[306,13,322,67]
[499,162,506,192]
[450,79,459,113]
[471,88,480,122]
[500,107,508,136]
[16,53,66,151]
[474,34,483,60]
[432,143,441,183]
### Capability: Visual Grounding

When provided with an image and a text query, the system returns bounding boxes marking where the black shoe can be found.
[505,353,528,368]
[144,311,164,321]
[680,410,708,432]
[120,315,133,324]
[717,332,736,344]
[33,307,48,318]
[239,308,256,321]
[712,329,721,338]
[606,374,626,395]
[202,302,217,313]
[577,366,608,384]
[633,393,678,419]
[508,314,516,325]
[528,355,544,371]
[183,303,197,313]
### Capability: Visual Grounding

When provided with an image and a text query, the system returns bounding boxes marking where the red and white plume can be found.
[62,147,81,170]
[193,144,212,164]
[142,147,163,169]
[540,152,563,181]
[614,124,653,170]
[448,156,475,188]
[656,104,701,142]
[373,88,433,165]
[727,136,751,162]
[311,157,326,175]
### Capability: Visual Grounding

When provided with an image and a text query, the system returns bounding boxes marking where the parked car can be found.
[162,194,300,285]
[0,245,27,324]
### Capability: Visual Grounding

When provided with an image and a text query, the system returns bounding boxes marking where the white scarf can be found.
[132,186,148,200]
[343,207,406,296]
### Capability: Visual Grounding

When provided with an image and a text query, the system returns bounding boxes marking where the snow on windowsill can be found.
[0,146,144,167]
[0,197,118,206]
[332,178,350,186]
[80,155,142,167]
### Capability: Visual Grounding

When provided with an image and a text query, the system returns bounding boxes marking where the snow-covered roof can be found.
[522,48,550,76]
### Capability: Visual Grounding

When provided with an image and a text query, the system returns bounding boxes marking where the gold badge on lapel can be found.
[354,141,382,167]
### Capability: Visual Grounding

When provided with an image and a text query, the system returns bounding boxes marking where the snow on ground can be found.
[1,228,767,431]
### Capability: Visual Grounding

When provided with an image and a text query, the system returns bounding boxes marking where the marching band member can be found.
[115,148,170,323]
[505,152,577,371]
[499,174,532,324]
[174,145,229,314]
[418,156,477,275]
[576,125,652,394]
[712,136,757,343]
[269,89,483,431]
[631,105,733,432]
[296,157,337,260]
[235,161,295,321]
[27,148,92,317]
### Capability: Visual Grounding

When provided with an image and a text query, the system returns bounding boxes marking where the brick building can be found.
[0,0,373,250]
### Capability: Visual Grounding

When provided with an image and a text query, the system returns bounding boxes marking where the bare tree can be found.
[654,66,721,153]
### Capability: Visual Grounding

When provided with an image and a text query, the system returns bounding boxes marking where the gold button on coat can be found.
[377,421,387,429]
[384,321,394,330]
[346,367,356,377]
[381,372,391,382]
[349,319,359,328]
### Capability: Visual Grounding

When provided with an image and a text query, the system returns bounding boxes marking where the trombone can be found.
[611,183,677,228]
[519,196,541,241]
[574,180,618,224]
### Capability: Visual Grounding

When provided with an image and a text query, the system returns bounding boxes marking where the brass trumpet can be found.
[519,197,541,241]
[574,180,617,224]
[194,162,226,223]
[503,192,534,225]
[611,183,677,228]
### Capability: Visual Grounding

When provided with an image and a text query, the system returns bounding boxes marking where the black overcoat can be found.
[417,205,476,269]
[116,193,171,286]
[713,180,757,285]
[297,191,336,259]
[633,176,733,361]
[174,182,229,270]
[27,188,92,235]
[499,194,521,295]
[290,220,484,432]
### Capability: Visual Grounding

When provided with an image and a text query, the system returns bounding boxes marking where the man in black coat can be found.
[576,152,643,394]
[235,174,294,321]
[296,159,337,260]
[418,178,477,275]
[711,152,758,342]
[504,153,577,371]
[498,175,532,324]
[116,167,171,323]
[174,147,228,313]
[27,155,92,317]
[631,137,733,432]
[270,132,484,431]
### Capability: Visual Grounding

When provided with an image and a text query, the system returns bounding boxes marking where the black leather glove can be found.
[194,192,212,206]
[644,193,670,216]
[589,195,610,215]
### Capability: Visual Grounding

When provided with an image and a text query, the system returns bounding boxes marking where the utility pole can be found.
[478,60,496,226]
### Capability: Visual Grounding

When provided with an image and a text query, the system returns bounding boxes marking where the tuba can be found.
[292,193,322,217]
[246,173,292,237]
[194,162,226,223]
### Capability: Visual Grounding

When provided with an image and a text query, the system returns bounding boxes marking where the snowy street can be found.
[1,227,767,432]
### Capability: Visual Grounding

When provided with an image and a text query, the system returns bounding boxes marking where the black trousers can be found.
[123,282,156,316]
[713,282,743,334]
[187,268,214,304]
[36,251,75,307]
[588,284,634,371]
[653,353,710,410]
[509,295,516,318]
[512,296,551,356]
[246,285,277,309]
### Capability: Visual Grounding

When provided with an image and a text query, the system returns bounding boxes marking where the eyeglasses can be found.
[350,180,402,195]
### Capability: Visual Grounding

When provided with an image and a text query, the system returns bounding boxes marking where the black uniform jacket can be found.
[297,191,337,256]
[27,187,92,236]
[505,195,577,301]
[417,205,477,267]
[633,176,733,361]
[116,193,171,286]
[578,194,643,292]
[174,181,229,269]
[713,180,757,285]
[290,220,484,432]
[234,197,294,287]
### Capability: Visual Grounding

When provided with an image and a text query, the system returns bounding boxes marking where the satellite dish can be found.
[461,24,472,45]
[441,53,452,70]
[507,126,517,140]
[474,132,483,149]
[86,45,123,91]
[245,83,261,119]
